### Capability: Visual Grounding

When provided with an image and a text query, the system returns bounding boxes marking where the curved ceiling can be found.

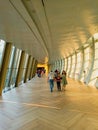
[0,0,98,64]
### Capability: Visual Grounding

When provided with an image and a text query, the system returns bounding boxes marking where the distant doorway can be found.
[37,67,46,77]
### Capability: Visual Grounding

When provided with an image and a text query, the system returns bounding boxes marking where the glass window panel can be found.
[75,52,83,79]
[9,49,21,88]
[64,58,67,71]
[83,47,91,73]
[3,46,15,92]
[21,54,29,81]
[80,48,91,82]
[70,54,76,78]
[67,57,72,75]
[0,39,6,70]
[90,41,98,86]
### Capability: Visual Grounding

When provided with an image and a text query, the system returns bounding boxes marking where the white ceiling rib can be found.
[21,0,49,61]
[9,0,49,63]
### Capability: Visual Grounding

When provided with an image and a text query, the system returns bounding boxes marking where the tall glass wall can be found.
[52,33,98,88]
[0,38,37,94]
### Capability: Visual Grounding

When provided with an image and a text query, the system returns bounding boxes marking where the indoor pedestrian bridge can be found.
[0,75,98,130]
[0,0,98,130]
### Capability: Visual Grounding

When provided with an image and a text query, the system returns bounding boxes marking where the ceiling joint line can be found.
[9,0,48,57]
[21,0,49,57]
[41,0,54,62]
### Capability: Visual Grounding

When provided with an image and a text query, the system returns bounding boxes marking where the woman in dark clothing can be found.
[55,73,62,91]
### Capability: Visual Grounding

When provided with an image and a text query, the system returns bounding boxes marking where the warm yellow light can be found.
[93,33,98,40]
[37,63,48,75]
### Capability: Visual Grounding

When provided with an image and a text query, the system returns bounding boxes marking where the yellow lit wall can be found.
[37,63,48,75]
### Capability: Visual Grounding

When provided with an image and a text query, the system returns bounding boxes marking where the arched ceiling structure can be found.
[0,0,98,64]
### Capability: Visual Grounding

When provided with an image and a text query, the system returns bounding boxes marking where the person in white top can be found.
[48,70,54,92]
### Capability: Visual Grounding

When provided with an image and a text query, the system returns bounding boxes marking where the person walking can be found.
[55,72,62,91]
[48,70,55,92]
[61,70,68,91]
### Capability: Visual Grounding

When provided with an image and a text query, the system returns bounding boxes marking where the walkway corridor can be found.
[0,76,98,130]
